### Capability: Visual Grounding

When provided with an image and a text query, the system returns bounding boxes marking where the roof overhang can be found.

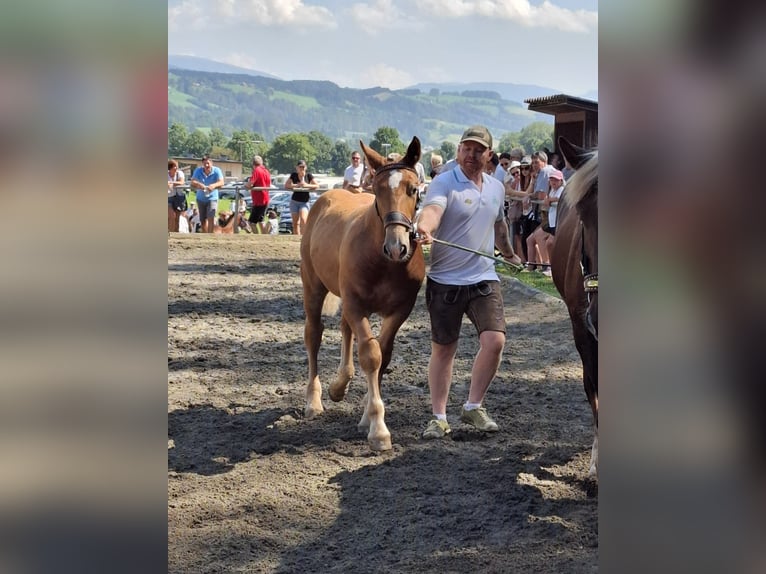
[524,94,598,116]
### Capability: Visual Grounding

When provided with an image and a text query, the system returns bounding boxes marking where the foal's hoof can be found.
[368,435,392,452]
[304,403,324,420]
[328,386,347,403]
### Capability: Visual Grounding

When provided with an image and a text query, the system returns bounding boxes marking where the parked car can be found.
[271,192,320,234]
[218,182,249,200]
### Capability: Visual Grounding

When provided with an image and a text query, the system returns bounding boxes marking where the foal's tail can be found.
[322,293,341,316]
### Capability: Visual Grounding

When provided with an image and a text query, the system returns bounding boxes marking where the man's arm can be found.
[494,219,521,265]
[414,204,444,244]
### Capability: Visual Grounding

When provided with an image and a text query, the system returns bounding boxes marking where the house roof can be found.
[524,94,598,116]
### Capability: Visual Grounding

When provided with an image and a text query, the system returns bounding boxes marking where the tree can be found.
[330,140,353,176]
[306,131,334,173]
[439,141,456,161]
[168,122,189,156]
[497,132,524,154]
[209,128,228,148]
[266,133,315,174]
[227,129,265,164]
[519,122,553,155]
[186,129,210,158]
[369,126,404,157]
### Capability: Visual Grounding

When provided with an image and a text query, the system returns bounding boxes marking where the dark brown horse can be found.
[551,136,598,477]
[300,137,425,451]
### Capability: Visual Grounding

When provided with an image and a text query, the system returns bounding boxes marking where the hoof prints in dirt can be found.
[168,235,597,574]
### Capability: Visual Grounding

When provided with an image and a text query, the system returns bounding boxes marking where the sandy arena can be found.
[168,234,597,573]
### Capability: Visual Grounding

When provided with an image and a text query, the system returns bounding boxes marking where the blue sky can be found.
[168,0,597,96]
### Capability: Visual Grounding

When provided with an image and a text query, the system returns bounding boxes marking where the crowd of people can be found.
[167,137,569,264]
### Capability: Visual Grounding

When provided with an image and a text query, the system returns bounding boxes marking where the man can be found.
[190,156,224,233]
[245,155,272,232]
[342,152,364,193]
[415,125,522,440]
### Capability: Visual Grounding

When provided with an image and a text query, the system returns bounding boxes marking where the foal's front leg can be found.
[347,312,390,451]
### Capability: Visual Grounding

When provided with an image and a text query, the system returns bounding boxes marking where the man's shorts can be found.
[198,200,218,221]
[290,199,309,216]
[248,204,268,224]
[425,278,506,345]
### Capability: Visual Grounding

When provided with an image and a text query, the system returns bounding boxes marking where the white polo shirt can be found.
[422,166,506,285]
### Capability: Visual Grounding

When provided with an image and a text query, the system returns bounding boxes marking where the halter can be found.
[580,220,598,297]
[372,162,418,233]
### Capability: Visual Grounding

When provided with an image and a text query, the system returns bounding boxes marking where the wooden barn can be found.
[524,94,598,150]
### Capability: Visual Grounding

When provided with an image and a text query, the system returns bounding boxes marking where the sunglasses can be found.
[521,166,530,170]
[510,171,520,176]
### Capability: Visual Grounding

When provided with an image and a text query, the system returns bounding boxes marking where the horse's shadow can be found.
[168,403,377,476]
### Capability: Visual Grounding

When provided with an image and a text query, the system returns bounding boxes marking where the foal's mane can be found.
[563,151,598,207]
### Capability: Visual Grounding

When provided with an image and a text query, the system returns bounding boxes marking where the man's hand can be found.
[503,252,523,267]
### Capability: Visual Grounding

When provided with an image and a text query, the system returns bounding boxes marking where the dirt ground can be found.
[168,234,597,574]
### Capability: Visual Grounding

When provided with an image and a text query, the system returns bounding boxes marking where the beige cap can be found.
[459,125,492,149]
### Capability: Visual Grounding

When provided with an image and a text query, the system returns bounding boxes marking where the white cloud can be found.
[413,0,597,33]
[350,0,403,33]
[358,63,415,89]
[170,0,338,31]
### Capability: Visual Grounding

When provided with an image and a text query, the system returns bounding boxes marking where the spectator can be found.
[485,150,499,176]
[510,147,524,163]
[167,159,186,232]
[429,153,443,178]
[188,204,200,233]
[527,169,564,277]
[342,151,364,193]
[245,155,272,233]
[191,156,224,233]
[263,207,280,235]
[517,155,537,259]
[285,159,319,236]
[493,152,511,182]
[415,125,521,440]
[503,160,526,262]
[523,151,554,270]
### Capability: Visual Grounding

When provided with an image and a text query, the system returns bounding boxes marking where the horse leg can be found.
[577,328,599,478]
[328,316,355,402]
[347,309,391,451]
[357,310,408,433]
[303,280,328,419]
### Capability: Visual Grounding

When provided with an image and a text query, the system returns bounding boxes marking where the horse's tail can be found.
[321,293,341,316]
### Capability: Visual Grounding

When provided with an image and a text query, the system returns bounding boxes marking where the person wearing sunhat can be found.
[415,125,522,441]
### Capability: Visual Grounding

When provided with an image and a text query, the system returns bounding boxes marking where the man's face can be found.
[202,159,212,172]
[458,141,489,173]
[351,154,361,164]
[531,157,544,171]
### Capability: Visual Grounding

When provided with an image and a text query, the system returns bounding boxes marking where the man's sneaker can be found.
[422,418,451,439]
[460,407,499,432]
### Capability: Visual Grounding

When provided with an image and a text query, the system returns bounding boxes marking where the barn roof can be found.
[524,94,598,116]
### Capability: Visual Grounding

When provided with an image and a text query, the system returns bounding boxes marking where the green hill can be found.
[168,70,551,145]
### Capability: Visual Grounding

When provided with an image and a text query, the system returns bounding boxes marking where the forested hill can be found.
[168,69,551,144]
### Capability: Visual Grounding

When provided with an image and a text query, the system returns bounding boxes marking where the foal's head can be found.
[360,136,422,262]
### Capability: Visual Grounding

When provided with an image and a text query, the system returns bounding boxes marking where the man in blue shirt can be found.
[191,156,224,233]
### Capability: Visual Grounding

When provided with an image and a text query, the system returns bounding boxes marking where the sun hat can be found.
[508,160,521,170]
[548,168,564,180]
[459,125,492,149]
[520,155,532,166]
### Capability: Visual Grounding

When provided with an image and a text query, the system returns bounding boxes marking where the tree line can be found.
[168,122,553,176]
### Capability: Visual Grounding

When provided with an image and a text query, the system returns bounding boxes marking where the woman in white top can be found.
[168,159,186,232]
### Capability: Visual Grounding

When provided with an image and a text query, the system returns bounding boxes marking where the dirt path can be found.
[168,234,597,574]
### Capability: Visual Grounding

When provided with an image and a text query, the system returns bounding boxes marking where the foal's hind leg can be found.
[303,282,328,419]
[328,316,355,402]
